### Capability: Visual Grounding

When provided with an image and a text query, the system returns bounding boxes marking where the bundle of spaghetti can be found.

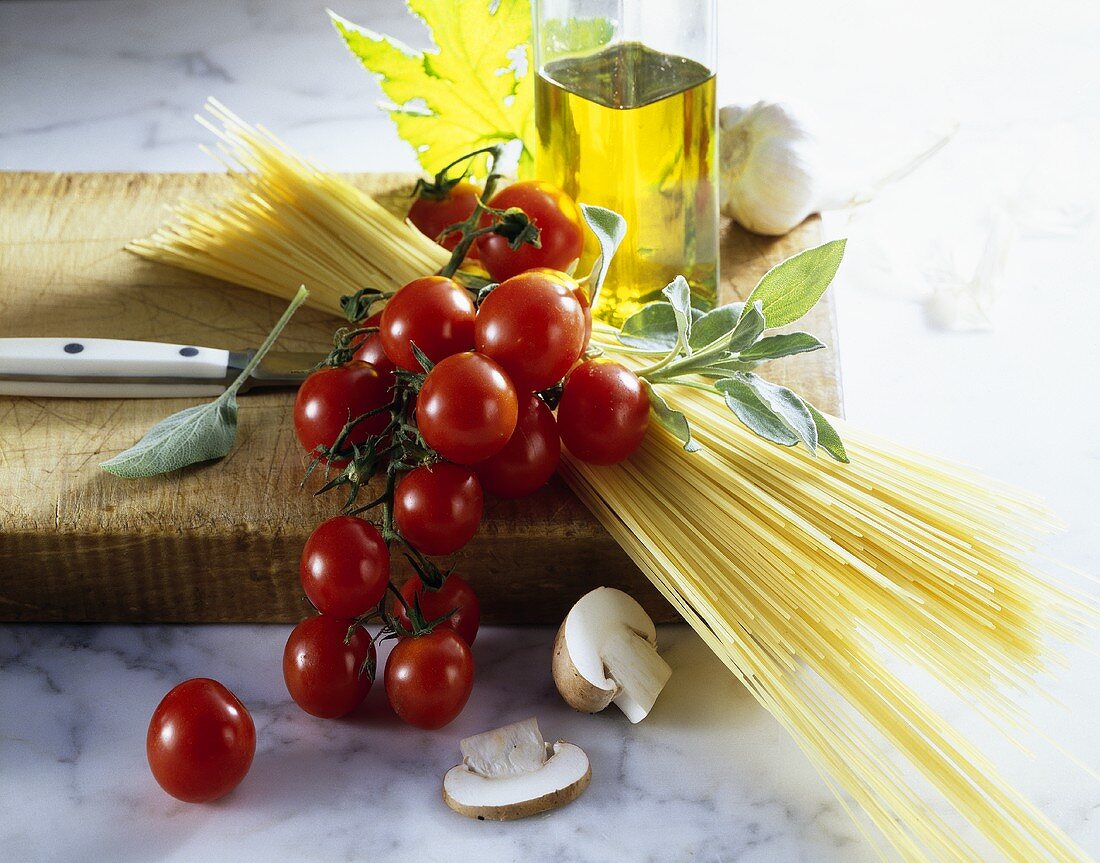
[561,348,1094,862]
[128,99,450,310]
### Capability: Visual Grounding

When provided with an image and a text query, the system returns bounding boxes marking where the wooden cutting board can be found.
[0,172,842,624]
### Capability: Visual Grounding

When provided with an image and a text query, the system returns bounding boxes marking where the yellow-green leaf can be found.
[330,1,535,177]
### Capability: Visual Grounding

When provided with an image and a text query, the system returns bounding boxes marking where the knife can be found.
[0,338,323,398]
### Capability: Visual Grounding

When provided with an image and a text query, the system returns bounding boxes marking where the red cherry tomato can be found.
[417,352,518,464]
[380,276,475,372]
[557,360,650,465]
[525,267,593,350]
[396,573,481,646]
[147,678,256,803]
[352,312,397,392]
[393,463,483,556]
[474,271,586,392]
[407,180,481,258]
[282,615,375,719]
[475,394,560,498]
[300,516,390,618]
[385,629,474,729]
[476,181,584,282]
[293,362,391,460]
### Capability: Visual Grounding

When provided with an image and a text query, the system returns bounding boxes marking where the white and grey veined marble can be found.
[2,0,1100,861]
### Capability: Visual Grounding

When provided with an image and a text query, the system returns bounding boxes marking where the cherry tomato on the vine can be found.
[407,180,481,258]
[283,615,375,719]
[417,352,518,464]
[557,359,650,465]
[300,516,390,619]
[526,267,592,348]
[475,394,560,499]
[474,271,586,392]
[393,463,483,556]
[380,276,475,372]
[147,678,256,803]
[351,312,397,392]
[293,362,391,461]
[396,573,481,646]
[476,181,584,282]
[385,629,474,729]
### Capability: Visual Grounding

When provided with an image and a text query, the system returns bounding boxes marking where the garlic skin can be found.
[719,101,824,236]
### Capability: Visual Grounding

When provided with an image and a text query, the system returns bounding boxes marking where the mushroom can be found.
[552,587,671,723]
[442,717,590,821]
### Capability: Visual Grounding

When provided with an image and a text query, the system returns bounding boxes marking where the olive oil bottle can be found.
[534,40,718,326]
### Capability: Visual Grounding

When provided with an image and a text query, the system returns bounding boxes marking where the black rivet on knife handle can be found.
[63,343,83,354]
[179,347,199,357]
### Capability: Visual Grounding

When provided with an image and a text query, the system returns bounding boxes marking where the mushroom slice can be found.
[552,586,672,723]
[443,718,590,821]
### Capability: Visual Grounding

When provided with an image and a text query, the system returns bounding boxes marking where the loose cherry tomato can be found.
[393,463,483,556]
[417,352,518,464]
[557,359,650,465]
[385,629,474,729]
[380,276,475,372]
[475,394,559,498]
[407,180,481,258]
[283,615,375,719]
[147,678,256,803]
[474,271,586,392]
[300,516,390,618]
[352,312,397,392]
[476,181,584,282]
[396,573,481,646]
[293,362,391,460]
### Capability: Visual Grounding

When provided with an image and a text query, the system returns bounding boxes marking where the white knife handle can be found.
[0,338,231,399]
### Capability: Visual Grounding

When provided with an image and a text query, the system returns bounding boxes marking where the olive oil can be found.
[534,41,718,326]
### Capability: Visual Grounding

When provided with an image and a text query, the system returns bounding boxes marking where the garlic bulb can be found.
[719,101,824,236]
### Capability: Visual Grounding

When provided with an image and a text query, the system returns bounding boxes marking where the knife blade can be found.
[0,337,324,398]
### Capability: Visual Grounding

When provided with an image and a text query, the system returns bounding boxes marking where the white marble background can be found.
[1,1,1099,861]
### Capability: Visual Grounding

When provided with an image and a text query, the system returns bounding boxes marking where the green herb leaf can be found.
[101,286,309,478]
[807,403,849,463]
[734,372,818,453]
[618,303,681,352]
[740,239,846,328]
[727,301,766,354]
[330,1,535,176]
[644,382,701,453]
[662,276,693,351]
[581,204,627,309]
[738,332,825,362]
[715,377,799,447]
[688,302,745,351]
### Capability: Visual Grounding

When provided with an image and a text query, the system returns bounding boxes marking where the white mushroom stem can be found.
[460,717,548,779]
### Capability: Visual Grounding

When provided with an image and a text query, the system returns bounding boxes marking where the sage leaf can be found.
[580,204,627,308]
[698,359,759,378]
[807,403,849,463]
[618,302,680,352]
[735,372,818,453]
[715,377,799,447]
[728,301,766,354]
[662,276,693,350]
[738,332,825,362]
[101,286,310,479]
[689,302,745,351]
[645,382,701,453]
[740,239,846,328]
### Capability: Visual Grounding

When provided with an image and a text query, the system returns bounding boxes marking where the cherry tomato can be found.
[283,615,375,719]
[524,267,593,350]
[476,181,584,282]
[557,359,650,465]
[293,362,391,460]
[300,516,390,618]
[380,276,475,372]
[393,463,483,556]
[147,678,256,803]
[352,312,397,392]
[396,573,481,645]
[407,180,481,257]
[474,271,585,392]
[417,352,518,464]
[475,394,560,498]
[385,629,474,729]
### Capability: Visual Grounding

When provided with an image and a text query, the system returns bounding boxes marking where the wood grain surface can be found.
[0,172,842,623]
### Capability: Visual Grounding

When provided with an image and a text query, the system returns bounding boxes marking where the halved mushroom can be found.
[443,717,590,821]
[552,587,671,723]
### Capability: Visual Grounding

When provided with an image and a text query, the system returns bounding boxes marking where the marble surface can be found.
[2,1,1099,861]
